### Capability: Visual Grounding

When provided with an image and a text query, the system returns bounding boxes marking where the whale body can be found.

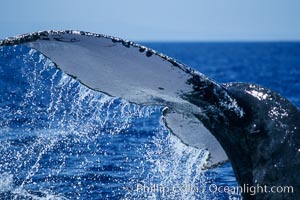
[1,31,299,199]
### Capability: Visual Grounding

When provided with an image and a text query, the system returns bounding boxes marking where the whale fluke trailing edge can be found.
[1,31,299,199]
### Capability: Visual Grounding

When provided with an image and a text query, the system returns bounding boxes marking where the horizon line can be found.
[135,39,300,43]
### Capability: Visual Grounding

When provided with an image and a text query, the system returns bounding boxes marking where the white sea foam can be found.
[0,173,13,193]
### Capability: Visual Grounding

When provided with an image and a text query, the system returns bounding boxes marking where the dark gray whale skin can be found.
[223,83,300,200]
[1,31,299,200]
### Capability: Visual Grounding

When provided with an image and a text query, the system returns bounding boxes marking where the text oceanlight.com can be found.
[209,184,294,196]
[135,183,294,196]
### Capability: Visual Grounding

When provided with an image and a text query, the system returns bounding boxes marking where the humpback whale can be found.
[1,30,299,199]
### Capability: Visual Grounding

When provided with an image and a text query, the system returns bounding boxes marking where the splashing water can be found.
[0,46,238,199]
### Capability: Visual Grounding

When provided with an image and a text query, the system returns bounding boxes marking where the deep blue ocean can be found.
[0,42,299,200]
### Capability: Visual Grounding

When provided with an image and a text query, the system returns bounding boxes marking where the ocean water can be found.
[0,42,299,200]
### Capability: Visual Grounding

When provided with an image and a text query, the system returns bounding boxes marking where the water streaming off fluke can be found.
[0,44,236,199]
